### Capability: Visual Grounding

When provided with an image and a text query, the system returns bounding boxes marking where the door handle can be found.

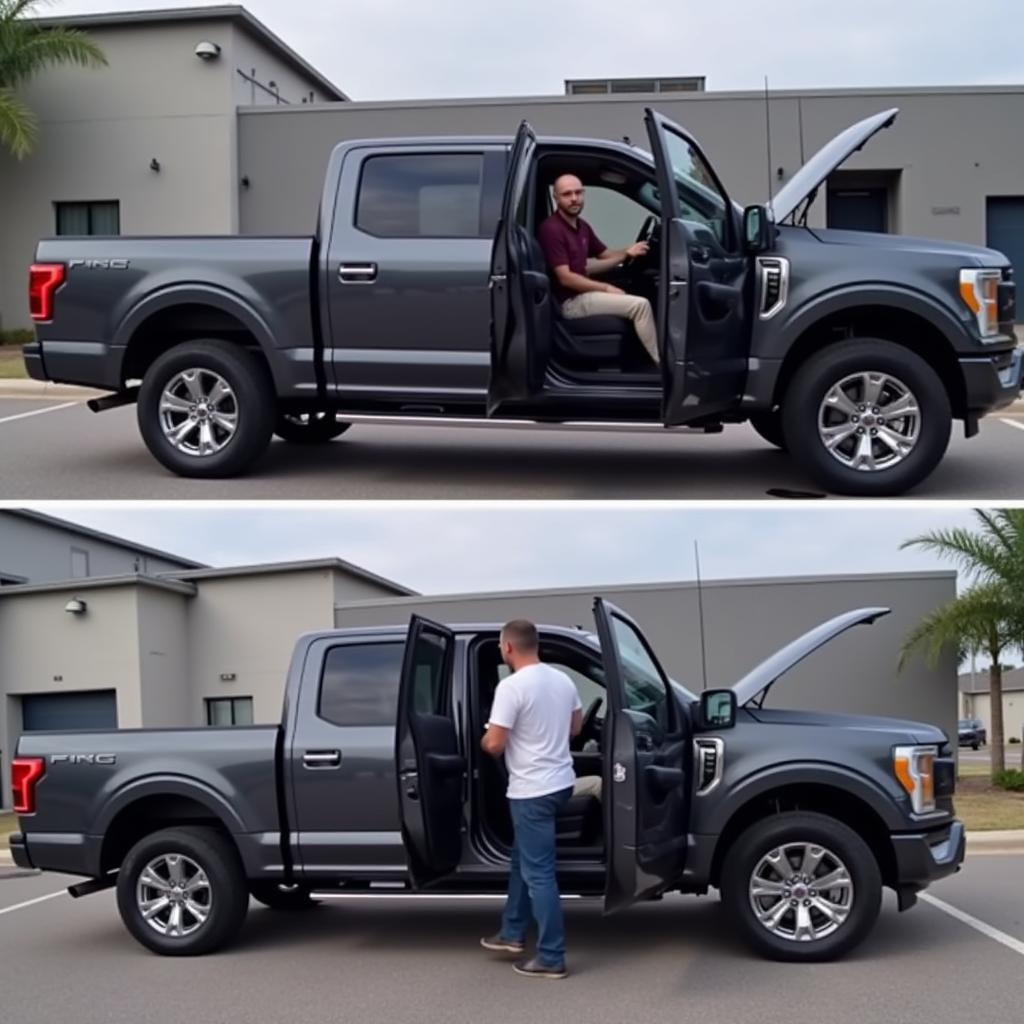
[302,750,342,769]
[338,262,378,283]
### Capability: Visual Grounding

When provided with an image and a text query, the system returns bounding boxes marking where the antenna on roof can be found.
[694,540,709,693]
[764,76,775,219]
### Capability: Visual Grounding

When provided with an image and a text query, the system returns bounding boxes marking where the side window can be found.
[609,617,670,731]
[356,153,485,238]
[410,630,449,716]
[650,130,731,248]
[318,642,405,726]
[570,185,647,248]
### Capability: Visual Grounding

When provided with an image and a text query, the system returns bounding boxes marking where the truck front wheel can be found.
[748,409,787,451]
[137,339,275,478]
[781,339,951,496]
[720,811,882,962]
[116,826,250,956]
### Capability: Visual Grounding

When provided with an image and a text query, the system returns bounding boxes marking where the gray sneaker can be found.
[513,957,568,979]
[480,933,525,953]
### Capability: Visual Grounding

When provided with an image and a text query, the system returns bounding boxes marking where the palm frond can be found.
[1,27,107,85]
[0,83,35,158]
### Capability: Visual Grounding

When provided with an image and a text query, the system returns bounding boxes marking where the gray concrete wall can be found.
[184,568,337,725]
[334,571,959,742]
[0,512,190,584]
[0,585,144,804]
[137,586,192,728]
[237,85,1024,247]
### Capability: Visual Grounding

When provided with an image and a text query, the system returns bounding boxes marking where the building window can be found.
[70,547,90,579]
[355,154,485,238]
[205,697,254,726]
[318,641,405,726]
[55,201,120,236]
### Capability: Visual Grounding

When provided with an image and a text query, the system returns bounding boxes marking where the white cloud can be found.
[49,0,1024,100]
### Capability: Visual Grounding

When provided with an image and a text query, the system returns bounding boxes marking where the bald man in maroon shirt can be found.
[537,174,659,365]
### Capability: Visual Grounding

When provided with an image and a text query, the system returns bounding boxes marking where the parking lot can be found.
[1,396,1024,499]
[1,854,1021,1023]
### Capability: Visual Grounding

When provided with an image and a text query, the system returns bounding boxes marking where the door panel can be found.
[593,597,690,914]
[644,108,749,426]
[488,120,542,414]
[396,615,465,886]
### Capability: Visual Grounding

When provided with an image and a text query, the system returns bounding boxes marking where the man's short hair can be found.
[500,619,539,652]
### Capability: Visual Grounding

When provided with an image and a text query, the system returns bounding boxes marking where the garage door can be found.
[986,197,1024,322]
[21,690,118,732]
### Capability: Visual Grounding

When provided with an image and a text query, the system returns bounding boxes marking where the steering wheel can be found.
[636,215,659,246]
[572,696,604,750]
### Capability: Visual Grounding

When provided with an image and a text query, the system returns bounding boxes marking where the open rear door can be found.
[593,597,690,914]
[396,615,465,887]
[487,120,542,415]
[643,108,748,426]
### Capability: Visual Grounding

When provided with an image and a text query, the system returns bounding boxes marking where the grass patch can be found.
[955,776,1024,830]
[0,348,28,379]
[0,811,19,848]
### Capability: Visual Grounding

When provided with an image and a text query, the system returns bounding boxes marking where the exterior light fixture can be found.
[64,598,87,615]
[194,41,221,60]
[150,158,161,172]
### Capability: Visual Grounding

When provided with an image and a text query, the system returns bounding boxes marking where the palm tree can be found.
[0,0,107,159]
[900,510,1024,777]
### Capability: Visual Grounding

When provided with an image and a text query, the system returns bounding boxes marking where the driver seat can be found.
[525,236,639,368]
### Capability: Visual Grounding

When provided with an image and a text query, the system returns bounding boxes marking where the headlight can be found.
[959,268,1002,340]
[894,745,937,814]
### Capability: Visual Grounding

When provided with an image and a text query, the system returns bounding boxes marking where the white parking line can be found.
[0,890,67,917]
[0,402,78,426]
[999,418,1024,433]
[920,893,1024,957]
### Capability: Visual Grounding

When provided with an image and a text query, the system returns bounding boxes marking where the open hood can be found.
[731,607,890,707]
[769,109,898,224]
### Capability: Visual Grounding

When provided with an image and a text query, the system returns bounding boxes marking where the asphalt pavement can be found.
[0,856,1021,1024]
[1,396,1024,499]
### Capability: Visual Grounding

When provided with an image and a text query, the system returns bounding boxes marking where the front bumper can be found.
[891,818,965,908]
[960,347,1023,414]
[9,832,33,870]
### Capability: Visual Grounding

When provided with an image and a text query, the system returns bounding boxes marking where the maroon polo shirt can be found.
[536,212,607,303]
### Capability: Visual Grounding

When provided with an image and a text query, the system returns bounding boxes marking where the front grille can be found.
[934,757,955,797]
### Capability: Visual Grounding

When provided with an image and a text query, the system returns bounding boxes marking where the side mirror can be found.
[743,204,773,254]
[700,689,737,730]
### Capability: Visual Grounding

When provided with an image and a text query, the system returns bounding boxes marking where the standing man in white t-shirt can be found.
[479,619,582,980]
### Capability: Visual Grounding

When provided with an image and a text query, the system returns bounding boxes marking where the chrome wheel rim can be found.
[748,841,854,943]
[159,369,238,457]
[136,853,212,938]
[817,371,921,472]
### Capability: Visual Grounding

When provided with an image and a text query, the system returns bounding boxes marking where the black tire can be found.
[972,742,980,751]
[720,811,882,962]
[116,826,249,956]
[781,339,951,496]
[137,339,275,478]
[748,409,787,451]
[273,410,351,444]
[249,882,321,911]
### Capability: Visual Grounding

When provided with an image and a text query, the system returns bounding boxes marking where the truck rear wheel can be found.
[116,826,249,956]
[274,410,351,444]
[720,811,882,962]
[137,339,275,478]
[250,882,321,910]
[748,409,787,451]
[781,339,951,496]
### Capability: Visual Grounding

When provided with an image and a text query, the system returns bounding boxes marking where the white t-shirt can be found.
[488,662,582,800]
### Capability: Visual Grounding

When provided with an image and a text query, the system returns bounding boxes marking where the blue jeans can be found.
[500,786,572,967]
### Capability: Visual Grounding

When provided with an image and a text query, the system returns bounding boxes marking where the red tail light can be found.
[12,757,45,814]
[29,263,65,322]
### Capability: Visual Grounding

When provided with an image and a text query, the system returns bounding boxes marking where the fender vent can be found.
[694,737,724,795]
[757,257,790,320]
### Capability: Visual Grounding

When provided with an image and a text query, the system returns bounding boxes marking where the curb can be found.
[0,380,105,400]
[964,829,1024,855]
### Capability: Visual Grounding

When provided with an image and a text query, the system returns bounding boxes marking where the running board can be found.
[338,414,722,435]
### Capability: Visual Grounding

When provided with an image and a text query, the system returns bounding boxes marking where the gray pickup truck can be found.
[25,107,1021,495]
[11,601,964,961]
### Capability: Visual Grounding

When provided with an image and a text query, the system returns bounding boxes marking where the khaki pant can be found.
[562,292,659,365]
[572,775,602,800]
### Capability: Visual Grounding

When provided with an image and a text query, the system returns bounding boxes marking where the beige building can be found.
[959,667,1024,745]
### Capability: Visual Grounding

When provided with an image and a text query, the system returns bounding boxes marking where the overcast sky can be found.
[50,0,1024,101]
[30,504,986,595]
